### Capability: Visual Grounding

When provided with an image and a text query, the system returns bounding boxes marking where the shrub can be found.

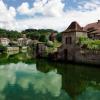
[79,37,100,50]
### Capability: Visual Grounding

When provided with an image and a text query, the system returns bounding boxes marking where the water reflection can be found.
[0,62,71,100]
[36,59,100,99]
[0,62,100,100]
[77,87,100,100]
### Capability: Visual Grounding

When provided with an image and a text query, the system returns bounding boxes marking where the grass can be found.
[0,52,34,65]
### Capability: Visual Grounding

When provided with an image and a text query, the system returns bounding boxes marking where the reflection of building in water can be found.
[21,46,27,53]
[7,46,19,55]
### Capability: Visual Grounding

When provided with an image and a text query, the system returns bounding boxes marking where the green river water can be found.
[0,59,100,100]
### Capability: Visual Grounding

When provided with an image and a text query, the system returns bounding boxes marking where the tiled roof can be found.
[62,21,84,33]
[84,20,100,34]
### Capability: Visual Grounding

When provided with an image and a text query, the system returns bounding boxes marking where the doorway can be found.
[64,49,68,60]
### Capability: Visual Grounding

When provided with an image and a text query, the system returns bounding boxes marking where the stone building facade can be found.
[36,43,47,58]
[58,21,87,61]
[75,48,100,65]
[0,38,10,46]
[57,21,100,65]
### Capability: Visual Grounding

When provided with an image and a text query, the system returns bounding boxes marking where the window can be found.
[66,37,72,44]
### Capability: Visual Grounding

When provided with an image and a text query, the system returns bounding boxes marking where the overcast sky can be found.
[0,0,100,31]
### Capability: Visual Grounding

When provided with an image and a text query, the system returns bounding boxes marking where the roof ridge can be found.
[63,21,83,33]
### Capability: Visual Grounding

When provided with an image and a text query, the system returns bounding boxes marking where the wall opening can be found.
[66,37,72,44]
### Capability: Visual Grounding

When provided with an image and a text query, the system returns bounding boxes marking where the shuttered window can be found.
[66,37,72,44]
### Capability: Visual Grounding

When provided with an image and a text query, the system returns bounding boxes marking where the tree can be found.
[0,28,21,40]
[56,33,62,42]
[39,35,48,42]
[0,45,6,53]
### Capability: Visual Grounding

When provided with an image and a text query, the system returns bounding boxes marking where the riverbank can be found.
[0,53,36,65]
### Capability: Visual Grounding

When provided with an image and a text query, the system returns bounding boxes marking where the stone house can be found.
[36,43,47,58]
[84,20,100,40]
[0,38,10,46]
[55,21,100,65]
[17,38,33,46]
[49,32,56,42]
[17,34,33,46]
[57,21,87,61]
[17,38,27,46]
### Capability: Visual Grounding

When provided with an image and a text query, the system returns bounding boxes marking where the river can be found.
[0,59,100,100]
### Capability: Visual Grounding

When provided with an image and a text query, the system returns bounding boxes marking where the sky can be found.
[0,0,100,32]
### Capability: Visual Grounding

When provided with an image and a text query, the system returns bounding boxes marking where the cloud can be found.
[0,0,16,30]
[17,0,65,17]
[0,0,100,32]
[15,7,100,32]
[0,0,16,22]
[78,0,100,11]
[17,2,31,15]
[15,17,66,31]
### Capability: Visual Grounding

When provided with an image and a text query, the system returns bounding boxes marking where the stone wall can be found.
[7,47,19,55]
[75,48,100,65]
[36,43,47,58]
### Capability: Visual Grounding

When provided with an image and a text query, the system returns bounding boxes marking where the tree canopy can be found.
[0,28,59,42]
[0,28,21,40]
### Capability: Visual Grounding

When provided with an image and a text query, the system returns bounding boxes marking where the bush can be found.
[46,41,54,47]
[0,45,6,53]
[56,33,62,42]
[39,35,48,42]
[79,36,100,50]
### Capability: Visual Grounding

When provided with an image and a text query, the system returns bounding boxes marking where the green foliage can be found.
[56,33,62,42]
[22,29,58,40]
[0,28,21,40]
[79,36,100,50]
[46,40,61,53]
[0,28,60,48]
[7,30,21,40]
[26,31,40,40]
[39,35,48,42]
[46,41,54,47]
[0,45,6,53]
[0,52,34,64]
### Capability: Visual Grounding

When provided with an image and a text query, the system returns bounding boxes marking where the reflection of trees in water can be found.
[36,59,100,98]
[2,82,70,100]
